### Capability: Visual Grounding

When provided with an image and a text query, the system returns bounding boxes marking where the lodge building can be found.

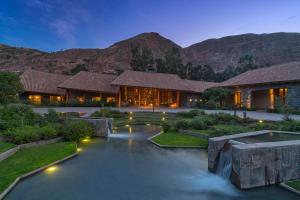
[20,69,217,107]
[20,61,300,109]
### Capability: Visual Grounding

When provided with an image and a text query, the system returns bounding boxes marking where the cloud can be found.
[50,19,76,45]
[26,0,52,12]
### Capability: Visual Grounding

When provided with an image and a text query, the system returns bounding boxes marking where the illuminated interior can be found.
[120,86,179,107]
[77,96,85,103]
[28,95,42,105]
[106,97,116,103]
[92,96,101,102]
[234,91,241,107]
[50,96,63,102]
[270,88,288,109]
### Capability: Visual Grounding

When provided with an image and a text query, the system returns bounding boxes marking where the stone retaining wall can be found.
[73,117,113,137]
[232,140,300,189]
[179,129,209,139]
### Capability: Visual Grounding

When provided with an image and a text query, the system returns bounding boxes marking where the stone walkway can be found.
[33,107,300,121]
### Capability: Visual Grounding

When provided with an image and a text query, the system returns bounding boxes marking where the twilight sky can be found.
[1,0,300,51]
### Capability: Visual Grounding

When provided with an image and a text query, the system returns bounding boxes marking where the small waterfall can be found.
[216,140,235,179]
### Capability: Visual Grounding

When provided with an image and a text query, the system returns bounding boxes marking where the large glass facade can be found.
[120,86,178,107]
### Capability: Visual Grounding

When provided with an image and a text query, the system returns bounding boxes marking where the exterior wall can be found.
[66,89,118,104]
[181,92,202,107]
[229,82,300,109]
[20,92,65,105]
[287,84,300,108]
[251,90,269,109]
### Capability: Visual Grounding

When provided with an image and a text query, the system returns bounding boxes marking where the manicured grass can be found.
[0,142,76,193]
[287,180,300,191]
[151,131,208,147]
[0,141,16,154]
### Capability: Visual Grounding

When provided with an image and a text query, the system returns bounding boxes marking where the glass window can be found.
[28,95,42,105]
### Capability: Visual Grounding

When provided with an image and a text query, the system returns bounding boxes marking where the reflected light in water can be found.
[129,127,132,134]
[162,117,165,121]
[129,117,133,120]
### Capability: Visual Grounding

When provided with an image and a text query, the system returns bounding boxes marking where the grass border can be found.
[280,183,300,195]
[0,151,78,200]
[148,132,207,149]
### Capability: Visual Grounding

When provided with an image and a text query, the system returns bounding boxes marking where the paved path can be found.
[33,107,300,121]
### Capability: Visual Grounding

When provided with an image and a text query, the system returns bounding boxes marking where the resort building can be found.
[19,70,217,107]
[221,62,300,109]
[20,70,70,105]
[58,71,119,104]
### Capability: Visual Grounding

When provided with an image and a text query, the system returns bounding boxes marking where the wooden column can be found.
[125,86,128,103]
[138,88,141,107]
[158,89,160,107]
[118,88,121,107]
[176,91,180,107]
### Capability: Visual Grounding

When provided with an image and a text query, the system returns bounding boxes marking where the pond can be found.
[5,126,300,200]
[234,131,300,144]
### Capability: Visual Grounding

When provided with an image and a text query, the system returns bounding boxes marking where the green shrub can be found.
[63,120,93,142]
[3,126,40,144]
[0,104,43,129]
[189,117,208,130]
[91,109,122,118]
[175,120,189,131]
[176,110,202,118]
[278,120,300,132]
[36,125,58,139]
[44,109,62,123]
[210,112,242,124]
[162,122,171,132]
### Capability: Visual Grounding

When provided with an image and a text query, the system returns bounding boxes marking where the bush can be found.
[91,109,123,118]
[210,112,243,124]
[189,117,208,130]
[176,110,202,118]
[278,120,300,132]
[0,104,43,129]
[3,126,40,144]
[201,100,217,109]
[44,109,62,123]
[175,120,189,131]
[36,125,58,139]
[161,122,171,132]
[63,120,93,142]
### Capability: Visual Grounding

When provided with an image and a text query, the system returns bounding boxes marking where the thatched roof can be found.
[58,71,119,94]
[21,70,70,95]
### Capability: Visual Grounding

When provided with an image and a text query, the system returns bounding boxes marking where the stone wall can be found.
[74,117,113,137]
[232,141,300,189]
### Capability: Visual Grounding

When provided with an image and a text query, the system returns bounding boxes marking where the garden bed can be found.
[150,131,208,148]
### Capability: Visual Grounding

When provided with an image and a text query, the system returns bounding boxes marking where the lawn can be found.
[151,131,208,147]
[287,180,300,191]
[0,141,16,154]
[0,142,76,193]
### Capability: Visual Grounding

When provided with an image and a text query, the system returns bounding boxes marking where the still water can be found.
[6,126,300,200]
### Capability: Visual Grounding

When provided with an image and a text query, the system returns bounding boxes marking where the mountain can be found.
[184,32,300,71]
[1,32,300,74]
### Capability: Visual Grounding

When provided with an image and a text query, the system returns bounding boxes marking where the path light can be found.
[258,120,264,124]
[129,116,133,120]
[45,166,58,174]
[162,117,165,121]
[82,137,90,143]
[77,148,82,152]
[125,124,130,127]
[146,123,150,126]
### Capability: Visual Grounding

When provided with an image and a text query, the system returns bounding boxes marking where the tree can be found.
[130,46,154,71]
[164,48,184,75]
[0,72,23,105]
[70,64,88,75]
[202,87,232,107]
